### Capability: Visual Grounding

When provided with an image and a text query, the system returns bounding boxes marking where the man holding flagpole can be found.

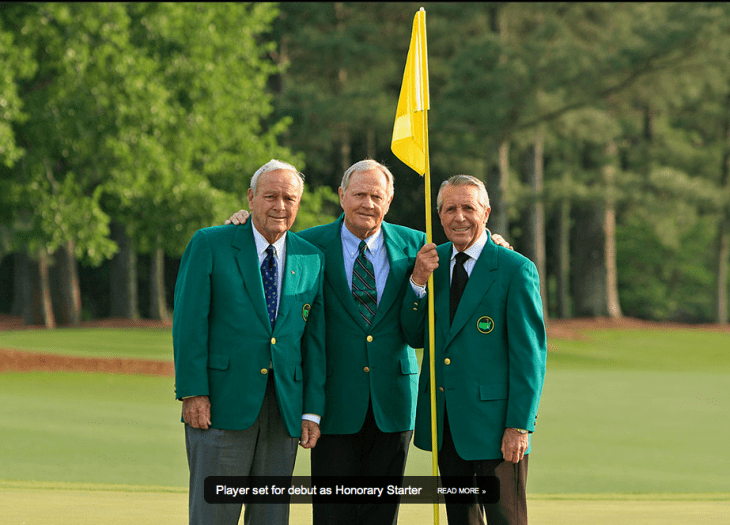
[224,9,517,525]
[401,175,546,525]
[225,161,512,525]
[391,9,546,525]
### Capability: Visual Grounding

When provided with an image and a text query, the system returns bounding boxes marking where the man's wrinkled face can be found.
[339,169,393,240]
[247,169,302,243]
[439,184,490,252]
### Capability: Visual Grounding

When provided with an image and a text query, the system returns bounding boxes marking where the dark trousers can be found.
[438,411,529,525]
[310,401,413,525]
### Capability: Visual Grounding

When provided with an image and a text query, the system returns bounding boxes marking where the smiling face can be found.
[247,168,302,244]
[338,168,394,240]
[438,183,491,252]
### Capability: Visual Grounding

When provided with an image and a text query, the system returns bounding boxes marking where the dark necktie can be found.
[450,252,470,325]
[261,245,278,328]
[352,240,377,326]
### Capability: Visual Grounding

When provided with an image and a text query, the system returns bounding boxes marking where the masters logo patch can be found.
[477,316,494,334]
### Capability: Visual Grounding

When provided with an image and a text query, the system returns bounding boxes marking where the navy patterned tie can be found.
[352,240,377,326]
[261,245,278,328]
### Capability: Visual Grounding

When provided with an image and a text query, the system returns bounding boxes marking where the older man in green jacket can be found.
[174,160,326,525]
[402,174,546,525]
[226,161,513,525]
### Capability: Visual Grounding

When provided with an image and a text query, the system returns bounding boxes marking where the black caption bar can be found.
[204,476,499,504]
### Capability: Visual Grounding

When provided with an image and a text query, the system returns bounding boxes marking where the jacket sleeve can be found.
[400,281,428,349]
[399,230,429,349]
[505,259,547,432]
[301,252,327,418]
[172,230,213,400]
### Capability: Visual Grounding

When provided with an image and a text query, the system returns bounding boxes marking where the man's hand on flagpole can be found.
[412,243,439,287]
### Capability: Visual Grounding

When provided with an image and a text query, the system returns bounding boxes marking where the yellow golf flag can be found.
[391,8,430,175]
[392,9,440,525]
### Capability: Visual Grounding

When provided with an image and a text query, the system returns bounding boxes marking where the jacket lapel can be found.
[321,217,364,326]
[232,222,270,332]
[370,222,408,330]
[275,234,302,331]
[433,243,452,344]
[446,236,498,346]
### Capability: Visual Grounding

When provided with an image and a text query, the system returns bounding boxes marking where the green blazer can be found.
[173,222,326,438]
[401,236,546,460]
[298,215,426,434]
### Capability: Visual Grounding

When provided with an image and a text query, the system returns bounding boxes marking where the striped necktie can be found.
[261,245,277,328]
[352,240,377,326]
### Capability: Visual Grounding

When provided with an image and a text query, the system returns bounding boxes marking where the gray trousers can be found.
[185,374,298,525]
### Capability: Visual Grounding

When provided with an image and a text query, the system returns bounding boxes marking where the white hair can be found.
[250,159,304,194]
[340,159,394,195]
[436,174,490,213]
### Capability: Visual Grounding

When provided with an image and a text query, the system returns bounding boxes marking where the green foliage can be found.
[1,2,313,263]
[617,213,716,322]
[0,27,34,170]
[2,2,730,320]
[292,184,341,232]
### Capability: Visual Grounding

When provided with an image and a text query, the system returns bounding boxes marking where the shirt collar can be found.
[251,222,287,258]
[451,229,488,262]
[341,223,385,257]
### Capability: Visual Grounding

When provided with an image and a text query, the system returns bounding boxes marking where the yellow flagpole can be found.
[415,9,439,525]
[389,10,437,519]
[423,116,440,525]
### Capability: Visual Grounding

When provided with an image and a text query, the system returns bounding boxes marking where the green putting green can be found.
[0,326,728,504]
[1,481,726,525]
[0,328,173,360]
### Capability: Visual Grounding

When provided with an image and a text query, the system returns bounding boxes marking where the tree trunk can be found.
[366,128,376,159]
[487,140,510,237]
[556,172,571,319]
[50,240,82,325]
[340,128,352,174]
[572,141,622,318]
[522,132,548,319]
[19,250,56,327]
[148,235,169,320]
[12,252,24,316]
[109,221,140,319]
[571,203,608,317]
[603,141,622,318]
[715,92,730,324]
[715,214,730,324]
[335,2,351,174]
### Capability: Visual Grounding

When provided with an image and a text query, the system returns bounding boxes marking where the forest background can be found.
[1,2,730,327]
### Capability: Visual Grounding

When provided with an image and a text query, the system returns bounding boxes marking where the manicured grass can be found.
[403,368,730,493]
[0,328,173,360]
[0,372,188,487]
[1,480,727,525]
[545,328,730,372]
[1,327,728,495]
[408,327,730,492]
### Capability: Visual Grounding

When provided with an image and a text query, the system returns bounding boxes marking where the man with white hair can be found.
[226,161,513,525]
[174,159,326,525]
[403,174,546,525]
